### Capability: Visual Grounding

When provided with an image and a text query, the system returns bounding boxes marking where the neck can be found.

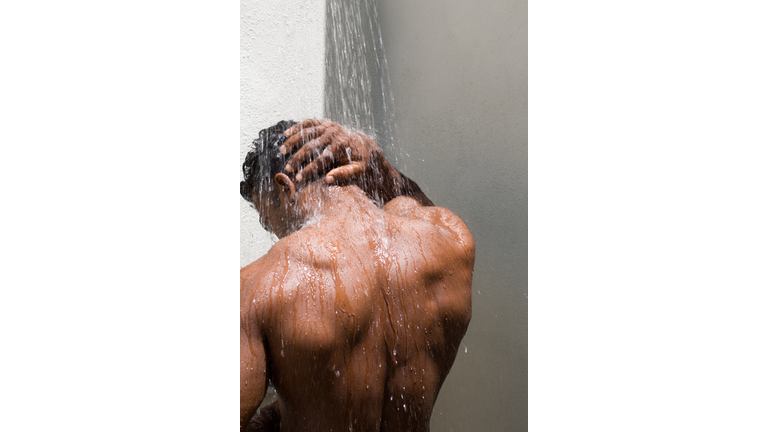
[280,182,374,236]
[297,182,372,217]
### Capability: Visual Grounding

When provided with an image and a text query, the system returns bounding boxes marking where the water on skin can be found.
[249,0,474,428]
[248,185,474,431]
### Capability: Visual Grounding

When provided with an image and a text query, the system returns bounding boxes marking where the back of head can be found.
[240,120,298,203]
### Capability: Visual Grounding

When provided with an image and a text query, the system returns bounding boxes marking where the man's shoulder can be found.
[240,228,336,292]
[240,248,278,295]
[240,238,305,317]
[384,197,474,250]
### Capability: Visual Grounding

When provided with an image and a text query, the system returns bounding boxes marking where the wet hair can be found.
[240,120,298,203]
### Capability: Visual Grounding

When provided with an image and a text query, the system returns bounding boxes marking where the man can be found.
[240,119,474,431]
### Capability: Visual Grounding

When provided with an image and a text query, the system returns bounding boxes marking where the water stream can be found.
[324,0,408,174]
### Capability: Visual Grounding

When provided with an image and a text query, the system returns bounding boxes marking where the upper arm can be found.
[240,309,268,428]
[240,260,274,429]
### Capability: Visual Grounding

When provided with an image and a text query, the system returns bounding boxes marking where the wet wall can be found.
[325,0,528,430]
[240,0,326,267]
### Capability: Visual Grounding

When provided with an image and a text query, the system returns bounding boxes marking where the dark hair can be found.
[240,120,298,202]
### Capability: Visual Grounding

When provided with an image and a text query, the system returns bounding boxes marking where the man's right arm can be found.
[240,261,273,430]
[281,119,434,207]
[240,316,268,429]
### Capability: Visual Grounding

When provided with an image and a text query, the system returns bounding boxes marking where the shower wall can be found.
[240,0,326,267]
[365,1,528,431]
[321,0,528,429]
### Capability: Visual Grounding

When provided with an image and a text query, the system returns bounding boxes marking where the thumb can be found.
[325,162,365,184]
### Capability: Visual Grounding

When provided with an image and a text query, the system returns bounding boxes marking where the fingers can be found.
[324,162,365,184]
[284,119,322,138]
[281,125,327,156]
[280,120,373,185]
[295,138,356,181]
[285,132,333,173]
[296,148,335,183]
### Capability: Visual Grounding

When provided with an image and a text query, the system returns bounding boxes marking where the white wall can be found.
[240,0,326,267]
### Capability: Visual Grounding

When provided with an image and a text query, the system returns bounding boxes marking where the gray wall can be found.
[374,1,528,430]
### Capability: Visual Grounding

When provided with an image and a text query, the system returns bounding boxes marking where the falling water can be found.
[324,0,408,172]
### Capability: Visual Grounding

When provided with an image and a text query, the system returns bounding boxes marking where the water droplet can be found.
[335,370,340,377]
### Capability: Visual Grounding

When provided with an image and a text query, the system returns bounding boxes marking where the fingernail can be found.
[285,164,293,173]
[296,174,303,182]
[326,175,334,183]
[279,146,287,155]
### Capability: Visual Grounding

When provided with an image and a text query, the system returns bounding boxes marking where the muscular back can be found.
[240,187,474,432]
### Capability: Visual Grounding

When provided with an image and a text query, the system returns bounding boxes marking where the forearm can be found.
[241,325,268,430]
[397,173,434,207]
[365,153,433,207]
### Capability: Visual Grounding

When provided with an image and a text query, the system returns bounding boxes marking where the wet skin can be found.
[240,182,474,431]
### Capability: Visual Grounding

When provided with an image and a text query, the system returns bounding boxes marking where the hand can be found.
[281,119,388,184]
[281,119,433,206]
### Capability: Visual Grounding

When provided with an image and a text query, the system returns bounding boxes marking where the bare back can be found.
[240,187,474,432]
